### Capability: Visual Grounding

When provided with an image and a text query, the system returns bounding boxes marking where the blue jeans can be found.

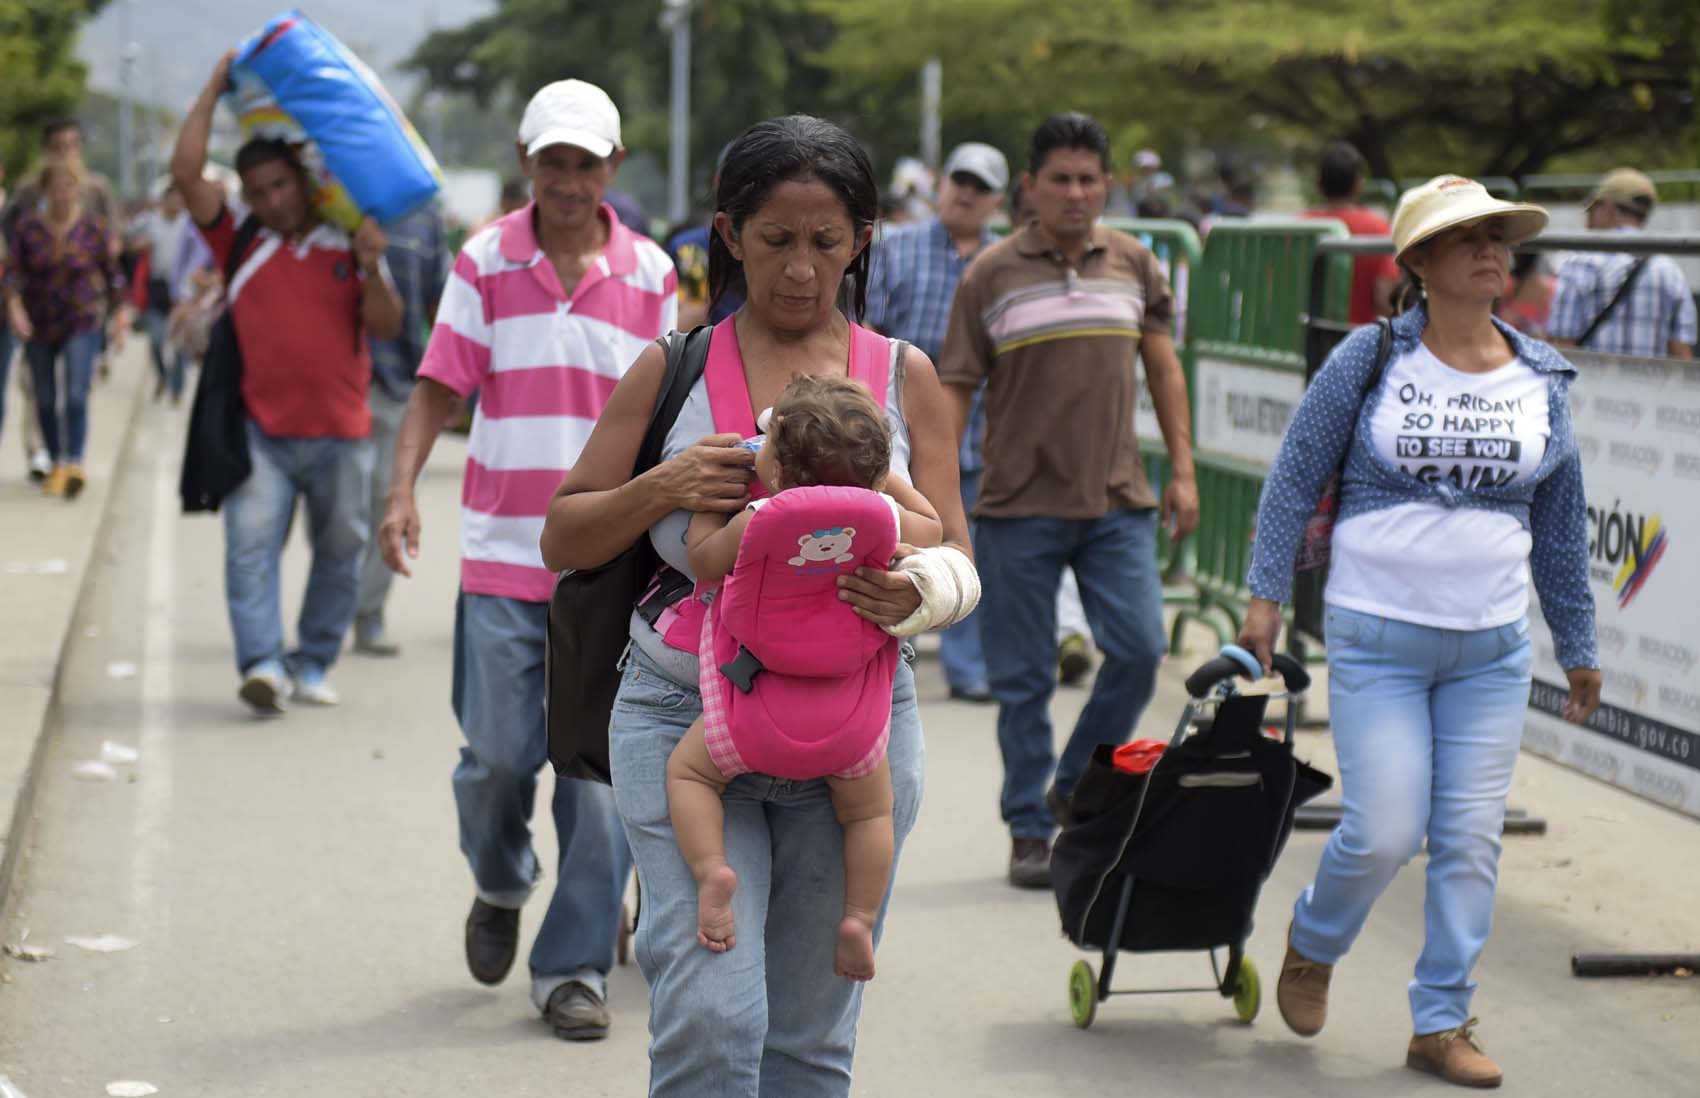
[222,421,372,674]
[977,508,1166,839]
[609,644,925,1097]
[1291,605,1533,1034]
[142,306,185,399]
[937,468,988,693]
[452,592,633,1009]
[24,330,101,463]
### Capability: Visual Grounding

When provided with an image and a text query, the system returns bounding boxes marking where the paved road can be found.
[2,400,1697,1096]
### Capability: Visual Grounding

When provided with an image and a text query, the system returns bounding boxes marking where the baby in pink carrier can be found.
[667,374,942,981]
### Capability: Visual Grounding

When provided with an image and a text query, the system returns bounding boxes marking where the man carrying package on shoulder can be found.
[172,51,404,715]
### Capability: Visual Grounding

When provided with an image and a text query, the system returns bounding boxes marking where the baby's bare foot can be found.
[696,864,738,952]
[833,914,876,981]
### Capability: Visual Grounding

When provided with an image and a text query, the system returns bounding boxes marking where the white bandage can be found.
[883,545,982,638]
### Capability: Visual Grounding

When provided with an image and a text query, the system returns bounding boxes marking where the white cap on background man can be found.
[518,79,622,159]
[942,142,1009,192]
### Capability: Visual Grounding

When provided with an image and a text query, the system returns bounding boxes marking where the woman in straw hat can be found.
[1237,176,1602,1088]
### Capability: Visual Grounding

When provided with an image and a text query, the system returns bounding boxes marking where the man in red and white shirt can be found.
[380,79,676,1041]
[172,51,403,716]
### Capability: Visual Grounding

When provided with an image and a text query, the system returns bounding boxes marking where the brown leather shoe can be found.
[1276,924,1333,1037]
[1407,1018,1503,1088]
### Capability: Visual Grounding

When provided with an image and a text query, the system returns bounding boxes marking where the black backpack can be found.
[180,216,264,513]
[546,325,712,783]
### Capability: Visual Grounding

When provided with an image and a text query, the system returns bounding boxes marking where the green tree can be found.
[0,0,111,179]
[406,0,917,216]
[817,0,1699,183]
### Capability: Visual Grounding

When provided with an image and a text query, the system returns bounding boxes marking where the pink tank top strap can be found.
[703,315,759,440]
[848,323,892,410]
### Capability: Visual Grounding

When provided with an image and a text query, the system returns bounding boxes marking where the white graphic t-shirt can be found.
[1327,343,1551,631]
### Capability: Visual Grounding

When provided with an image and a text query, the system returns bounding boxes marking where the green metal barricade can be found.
[1104,218,1203,599]
[1168,219,1350,652]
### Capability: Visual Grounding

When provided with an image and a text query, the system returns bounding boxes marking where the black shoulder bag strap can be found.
[632,324,713,625]
[637,324,712,473]
[224,215,264,290]
[1362,316,1393,396]
[1578,255,1649,349]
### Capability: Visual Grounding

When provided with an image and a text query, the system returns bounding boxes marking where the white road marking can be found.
[130,423,176,962]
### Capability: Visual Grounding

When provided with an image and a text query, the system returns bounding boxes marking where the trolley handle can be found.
[1184,645,1312,699]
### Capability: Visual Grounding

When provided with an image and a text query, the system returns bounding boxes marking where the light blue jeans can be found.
[977,508,1166,839]
[222,421,372,674]
[452,593,632,1010]
[609,644,925,1098]
[1291,604,1533,1035]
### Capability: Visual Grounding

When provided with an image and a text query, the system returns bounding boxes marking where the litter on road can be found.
[63,934,137,953]
[72,761,119,782]
[101,741,141,764]
[4,559,69,576]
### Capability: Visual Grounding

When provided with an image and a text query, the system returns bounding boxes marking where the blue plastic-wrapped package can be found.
[227,10,441,228]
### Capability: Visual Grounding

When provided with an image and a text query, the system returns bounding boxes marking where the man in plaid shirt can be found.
[1550,168,1696,359]
[866,141,1008,702]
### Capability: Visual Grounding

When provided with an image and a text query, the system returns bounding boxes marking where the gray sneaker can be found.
[353,617,401,657]
[544,981,611,1041]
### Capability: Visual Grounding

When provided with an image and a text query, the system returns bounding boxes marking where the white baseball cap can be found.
[942,143,1009,191]
[518,79,622,159]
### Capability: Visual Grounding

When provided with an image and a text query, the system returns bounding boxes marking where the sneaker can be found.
[41,464,69,498]
[1058,633,1092,686]
[543,980,611,1041]
[1008,838,1052,890]
[1407,1018,1503,1088]
[352,618,401,657]
[27,449,51,483]
[290,663,340,706]
[238,659,289,717]
[62,463,86,500]
[464,898,520,985]
[1276,922,1334,1037]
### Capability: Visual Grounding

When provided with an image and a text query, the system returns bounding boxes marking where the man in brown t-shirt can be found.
[939,112,1199,889]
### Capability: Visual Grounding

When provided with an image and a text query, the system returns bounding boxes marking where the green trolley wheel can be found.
[1068,960,1098,1028]
[1232,956,1261,1023]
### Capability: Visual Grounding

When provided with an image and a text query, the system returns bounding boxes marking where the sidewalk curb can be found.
[0,357,154,930]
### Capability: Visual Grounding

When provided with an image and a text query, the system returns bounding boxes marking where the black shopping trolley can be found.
[1050,645,1331,1028]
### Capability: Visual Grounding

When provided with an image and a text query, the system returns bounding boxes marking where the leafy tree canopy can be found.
[817,0,1698,181]
[0,0,111,177]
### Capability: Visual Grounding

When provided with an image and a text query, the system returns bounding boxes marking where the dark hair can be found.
[708,115,879,320]
[1318,141,1364,201]
[40,117,80,143]
[1028,112,1110,176]
[500,176,529,205]
[235,137,304,182]
[769,374,891,490]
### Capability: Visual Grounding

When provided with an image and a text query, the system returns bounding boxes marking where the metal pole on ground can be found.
[920,58,941,175]
[663,0,693,225]
[117,0,138,200]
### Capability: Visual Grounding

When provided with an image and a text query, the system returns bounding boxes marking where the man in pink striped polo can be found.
[379,79,677,1041]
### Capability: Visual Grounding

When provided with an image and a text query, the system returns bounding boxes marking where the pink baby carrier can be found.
[703,487,901,781]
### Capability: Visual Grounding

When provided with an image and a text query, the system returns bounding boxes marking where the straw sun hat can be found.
[1390,175,1548,263]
